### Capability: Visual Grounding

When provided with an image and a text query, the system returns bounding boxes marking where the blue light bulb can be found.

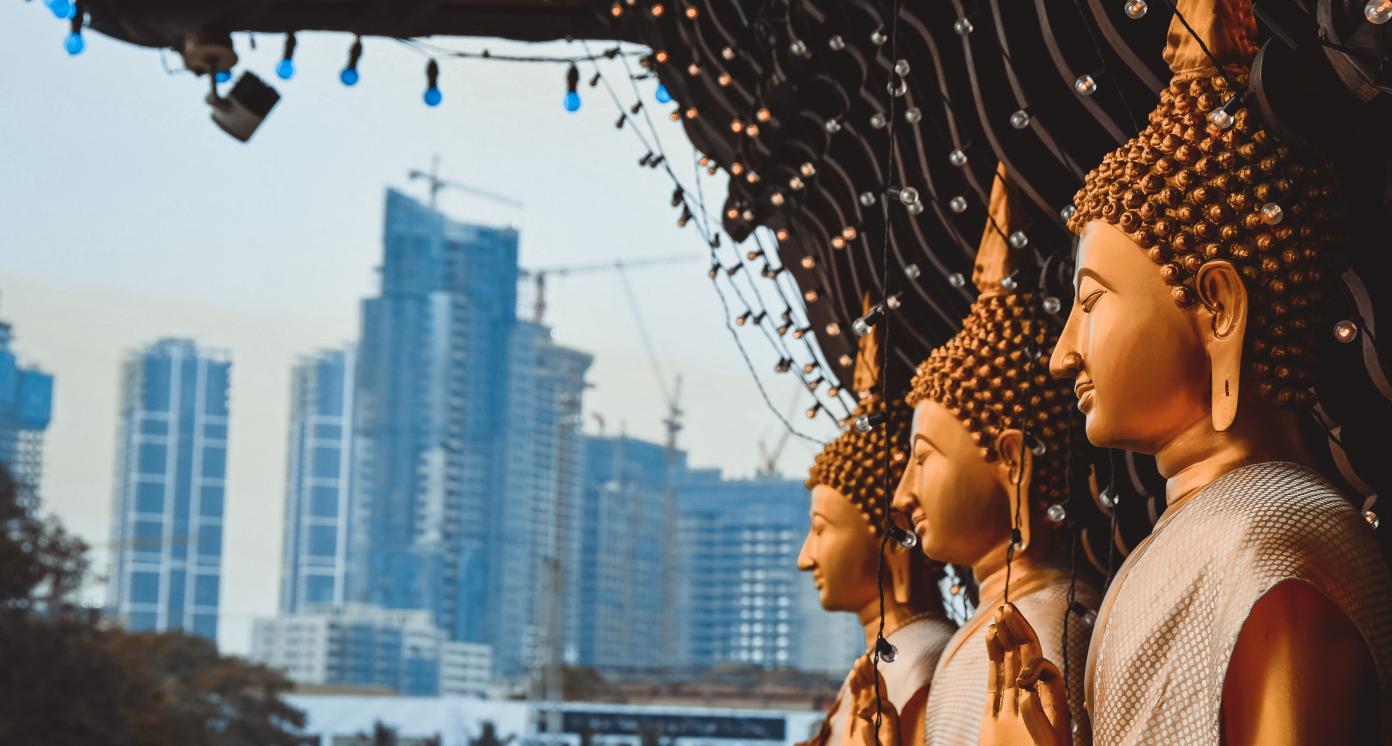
[340,67,360,87]
[276,59,295,81]
[655,83,672,104]
[215,70,231,83]
[64,32,84,56]
[564,91,581,112]
[46,0,74,19]
[424,87,443,107]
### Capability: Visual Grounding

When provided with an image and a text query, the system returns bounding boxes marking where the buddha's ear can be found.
[992,429,1034,553]
[1195,261,1248,432]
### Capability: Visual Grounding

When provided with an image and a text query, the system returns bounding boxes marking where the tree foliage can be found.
[0,465,306,746]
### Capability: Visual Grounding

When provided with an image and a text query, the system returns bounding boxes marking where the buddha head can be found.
[799,391,940,614]
[798,309,940,616]
[1049,1,1348,454]
[891,292,1081,568]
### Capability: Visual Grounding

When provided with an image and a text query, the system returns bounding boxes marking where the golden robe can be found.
[924,576,1098,746]
[1085,461,1392,744]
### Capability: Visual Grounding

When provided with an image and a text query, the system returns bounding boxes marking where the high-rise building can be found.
[490,321,591,678]
[250,604,493,697]
[347,189,519,646]
[674,469,862,673]
[280,345,356,613]
[108,338,230,641]
[575,434,686,671]
[0,318,53,507]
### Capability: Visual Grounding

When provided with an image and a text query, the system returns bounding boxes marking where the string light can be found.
[1334,319,1360,344]
[852,304,885,337]
[44,0,74,19]
[828,35,846,51]
[855,411,885,432]
[564,63,581,111]
[423,60,442,106]
[1010,109,1031,129]
[948,148,968,167]
[1208,94,1242,130]
[64,8,84,55]
[277,32,297,80]
[953,17,973,35]
[1074,74,1098,96]
[573,40,843,441]
[340,36,363,86]
[1124,0,1149,19]
[1367,0,1392,23]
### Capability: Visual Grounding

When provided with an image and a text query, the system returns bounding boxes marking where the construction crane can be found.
[407,155,524,211]
[756,389,803,478]
[612,266,684,669]
[519,254,692,324]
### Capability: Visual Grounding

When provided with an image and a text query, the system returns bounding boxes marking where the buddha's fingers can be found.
[999,602,1045,665]
[1018,657,1070,746]
[984,622,1006,716]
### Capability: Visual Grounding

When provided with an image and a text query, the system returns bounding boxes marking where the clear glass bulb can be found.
[1367,0,1392,23]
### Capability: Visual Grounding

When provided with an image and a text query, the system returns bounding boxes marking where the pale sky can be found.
[0,7,840,653]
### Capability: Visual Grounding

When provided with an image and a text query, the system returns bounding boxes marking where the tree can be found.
[0,465,307,746]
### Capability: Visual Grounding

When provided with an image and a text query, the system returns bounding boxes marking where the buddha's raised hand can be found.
[979,604,1069,746]
[848,652,900,746]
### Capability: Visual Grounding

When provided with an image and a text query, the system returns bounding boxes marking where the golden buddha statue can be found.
[890,169,1101,746]
[797,319,956,746]
[980,1,1392,743]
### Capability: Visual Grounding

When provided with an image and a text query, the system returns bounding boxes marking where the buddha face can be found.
[1050,221,1211,453]
[796,484,880,612]
[891,400,1012,567]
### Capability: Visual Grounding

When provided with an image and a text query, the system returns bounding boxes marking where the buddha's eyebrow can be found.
[1075,267,1110,296]
[913,433,940,451]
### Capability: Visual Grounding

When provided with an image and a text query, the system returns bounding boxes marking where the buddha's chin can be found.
[1083,411,1163,456]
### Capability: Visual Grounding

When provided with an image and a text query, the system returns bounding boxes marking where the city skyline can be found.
[1,178,861,685]
[1,8,843,657]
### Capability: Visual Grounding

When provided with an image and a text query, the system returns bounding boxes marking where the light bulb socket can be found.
[886,522,919,549]
[854,412,885,432]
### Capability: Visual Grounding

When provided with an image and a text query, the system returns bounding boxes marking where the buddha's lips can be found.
[1075,380,1096,414]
